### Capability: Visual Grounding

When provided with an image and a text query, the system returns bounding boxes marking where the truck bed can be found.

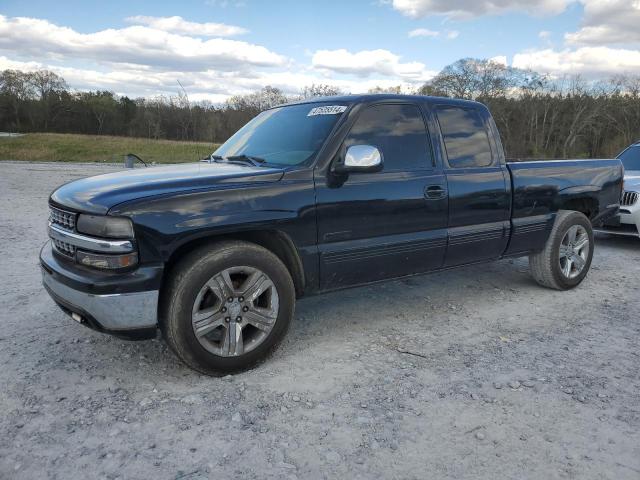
[507,159,623,222]
[504,159,623,255]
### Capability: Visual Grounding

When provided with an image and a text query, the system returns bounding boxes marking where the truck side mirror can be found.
[334,145,383,173]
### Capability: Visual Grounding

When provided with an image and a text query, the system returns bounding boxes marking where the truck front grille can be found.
[621,191,639,207]
[51,237,76,258]
[49,206,77,257]
[49,206,76,231]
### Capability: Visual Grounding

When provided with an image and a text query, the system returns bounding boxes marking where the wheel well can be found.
[164,230,306,297]
[560,197,598,221]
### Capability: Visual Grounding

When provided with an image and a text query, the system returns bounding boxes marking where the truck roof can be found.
[282,94,485,109]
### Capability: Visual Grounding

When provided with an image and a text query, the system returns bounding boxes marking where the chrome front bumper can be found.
[40,242,161,337]
[42,267,158,331]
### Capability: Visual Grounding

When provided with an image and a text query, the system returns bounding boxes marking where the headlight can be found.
[76,250,138,270]
[77,215,134,239]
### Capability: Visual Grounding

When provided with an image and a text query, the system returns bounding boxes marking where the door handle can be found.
[425,185,446,200]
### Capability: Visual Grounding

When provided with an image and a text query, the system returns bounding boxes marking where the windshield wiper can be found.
[202,154,225,163]
[207,153,267,167]
[225,154,267,167]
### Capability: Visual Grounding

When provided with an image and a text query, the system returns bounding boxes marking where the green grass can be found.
[0,133,219,163]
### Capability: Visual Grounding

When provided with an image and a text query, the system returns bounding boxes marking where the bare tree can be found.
[174,80,193,140]
[80,91,118,135]
[368,85,404,94]
[560,76,601,158]
[0,70,35,130]
[607,74,640,148]
[300,84,343,99]
[226,86,289,113]
[28,70,68,131]
[419,58,528,100]
[142,96,165,139]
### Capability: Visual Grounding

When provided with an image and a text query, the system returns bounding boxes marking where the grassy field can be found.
[0,133,219,163]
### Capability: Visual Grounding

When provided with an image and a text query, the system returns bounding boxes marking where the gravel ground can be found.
[1,161,639,480]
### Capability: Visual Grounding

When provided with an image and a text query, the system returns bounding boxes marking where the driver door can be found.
[314,103,448,290]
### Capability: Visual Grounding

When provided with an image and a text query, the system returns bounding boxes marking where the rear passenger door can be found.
[315,103,448,289]
[434,105,511,267]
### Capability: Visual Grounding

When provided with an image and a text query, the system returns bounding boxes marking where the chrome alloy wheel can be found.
[191,266,279,357]
[559,225,590,279]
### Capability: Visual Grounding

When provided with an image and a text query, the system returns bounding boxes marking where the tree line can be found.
[1,60,640,159]
[0,73,342,145]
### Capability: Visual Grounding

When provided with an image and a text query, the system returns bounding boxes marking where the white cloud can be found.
[0,11,439,103]
[311,48,436,82]
[513,46,640,77]
[0,56,44,72]
[125,15,247,37]
[565,0,640,45]
[507,2,640,80]
[0,15,284,72]
[0,53,427,103]
[408,28,440,37]
[408,28,458,39]
[392,0,572,18]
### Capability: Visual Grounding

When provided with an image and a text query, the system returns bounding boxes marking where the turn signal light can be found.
[76,250,138,270]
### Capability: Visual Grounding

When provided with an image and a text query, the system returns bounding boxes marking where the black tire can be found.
[529,210,594,290]
[161,241,295,375]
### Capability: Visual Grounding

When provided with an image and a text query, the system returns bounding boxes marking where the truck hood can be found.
[50,162,285,214]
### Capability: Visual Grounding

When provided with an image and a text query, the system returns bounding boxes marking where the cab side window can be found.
[344,104,433,171]
[436,106,493,168]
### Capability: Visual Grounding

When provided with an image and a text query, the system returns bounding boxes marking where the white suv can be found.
[597,142,640,237]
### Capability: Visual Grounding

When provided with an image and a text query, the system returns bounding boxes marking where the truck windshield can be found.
[212,102,347,166]
[618,145,640,171]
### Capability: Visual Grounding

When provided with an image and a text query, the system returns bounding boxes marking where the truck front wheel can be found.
[529,210,594,290]
[161,241,295,375]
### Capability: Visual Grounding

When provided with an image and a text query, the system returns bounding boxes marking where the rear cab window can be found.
[435,106,494,168]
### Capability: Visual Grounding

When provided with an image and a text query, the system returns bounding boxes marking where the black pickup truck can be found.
[41,94,623,374]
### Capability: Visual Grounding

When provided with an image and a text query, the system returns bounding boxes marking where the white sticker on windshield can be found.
[307,105,347,116]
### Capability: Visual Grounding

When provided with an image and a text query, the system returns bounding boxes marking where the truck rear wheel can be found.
[161,241,295,375]
[529,210,594,290]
